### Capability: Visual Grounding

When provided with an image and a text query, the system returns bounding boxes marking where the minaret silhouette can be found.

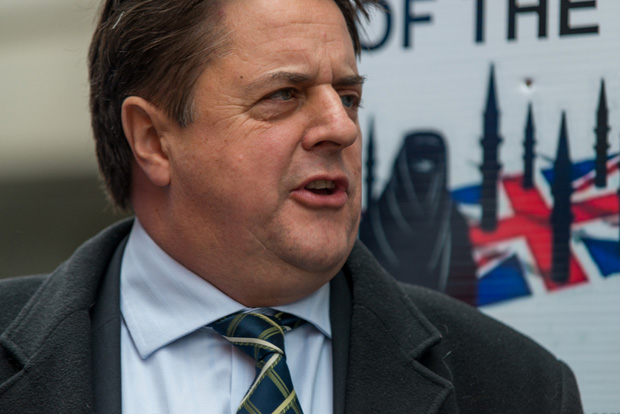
[365,118,376,212]
[479,64,503,231]
[522,103,536,189]
[594,79,610,188]
[550,112,574,284]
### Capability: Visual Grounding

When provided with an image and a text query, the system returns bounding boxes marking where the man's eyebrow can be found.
[334,74,366,88]
[244,71,314,95]
[244,71,365,95]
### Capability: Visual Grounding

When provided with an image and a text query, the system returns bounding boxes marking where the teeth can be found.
[305,180,335,190]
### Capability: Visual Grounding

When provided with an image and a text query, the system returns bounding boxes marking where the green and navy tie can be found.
[209,311,305,414]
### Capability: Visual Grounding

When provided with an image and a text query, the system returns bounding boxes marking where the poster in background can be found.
[357,1,620,411]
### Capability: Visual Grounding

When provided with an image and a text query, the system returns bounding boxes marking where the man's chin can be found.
[283,242,353,277]
[265,217,359,279]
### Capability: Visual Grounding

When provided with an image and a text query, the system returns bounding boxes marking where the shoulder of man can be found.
[0,218,134,336]
[397,282,583,412]
[397,281,554,359]
[0,275,48,333]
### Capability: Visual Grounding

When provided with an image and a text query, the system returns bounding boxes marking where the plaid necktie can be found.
[209,311,305,414]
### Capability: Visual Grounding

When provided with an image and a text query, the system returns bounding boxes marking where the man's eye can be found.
[340,94,359,109]
[269,89,294,101]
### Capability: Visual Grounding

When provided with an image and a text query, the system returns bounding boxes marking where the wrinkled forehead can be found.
[220,0,357,52]
[224,0,355,60]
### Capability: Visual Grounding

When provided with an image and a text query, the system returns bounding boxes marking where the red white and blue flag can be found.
[453,155,620,306]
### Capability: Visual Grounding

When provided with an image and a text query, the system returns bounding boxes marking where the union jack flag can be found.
[452,155,620,306]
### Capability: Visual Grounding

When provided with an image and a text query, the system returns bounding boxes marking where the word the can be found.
[361,0,600,51]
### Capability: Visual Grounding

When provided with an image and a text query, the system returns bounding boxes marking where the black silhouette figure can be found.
[594,79,610,188]
[365,118,376,210]
[551,112,574,284]
[360,131,478,305]
[523,103,536,189]
[479,65,503,232]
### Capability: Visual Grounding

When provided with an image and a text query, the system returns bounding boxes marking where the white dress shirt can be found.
[120,220,333,414]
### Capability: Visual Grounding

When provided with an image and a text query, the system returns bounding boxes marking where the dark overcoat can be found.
[0,219,582,413]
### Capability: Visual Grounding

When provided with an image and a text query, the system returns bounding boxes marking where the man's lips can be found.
[290,176,349,208]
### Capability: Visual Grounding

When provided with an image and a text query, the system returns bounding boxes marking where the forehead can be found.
[219,0,357,70]
[222,0,349,29]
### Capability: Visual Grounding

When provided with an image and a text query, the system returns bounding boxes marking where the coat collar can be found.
[340,241,458,413]
[0,219,132,413]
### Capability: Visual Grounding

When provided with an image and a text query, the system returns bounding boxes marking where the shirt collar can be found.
[120,219,331,359]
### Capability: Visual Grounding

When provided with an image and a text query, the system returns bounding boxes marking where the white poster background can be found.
[358,1,620,411]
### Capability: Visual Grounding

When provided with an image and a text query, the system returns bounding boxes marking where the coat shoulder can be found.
[398,283,582,412]
[0,275,48,332]
[398,282,548,356]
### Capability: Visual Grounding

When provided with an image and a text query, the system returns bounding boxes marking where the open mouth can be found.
[305,179,337,195]
[292,177,348,208]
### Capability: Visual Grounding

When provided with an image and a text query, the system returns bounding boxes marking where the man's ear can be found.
[121,96,175,187]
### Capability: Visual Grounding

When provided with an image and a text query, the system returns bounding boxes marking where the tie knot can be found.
[209,311,304,362]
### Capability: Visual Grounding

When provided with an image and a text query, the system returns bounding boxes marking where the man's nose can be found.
[301,87,359,151]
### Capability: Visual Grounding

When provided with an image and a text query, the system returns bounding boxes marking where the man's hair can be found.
[89,0,376,210]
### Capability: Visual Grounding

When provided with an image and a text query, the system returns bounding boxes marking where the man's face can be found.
[162,0,363,298]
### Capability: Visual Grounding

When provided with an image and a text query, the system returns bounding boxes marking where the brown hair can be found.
[89,0,376,210]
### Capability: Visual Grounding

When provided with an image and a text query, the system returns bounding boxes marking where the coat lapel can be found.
[91,236,126,414]
[341,242,459,414]
[330,270,353,414]
[0,220,132,413]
